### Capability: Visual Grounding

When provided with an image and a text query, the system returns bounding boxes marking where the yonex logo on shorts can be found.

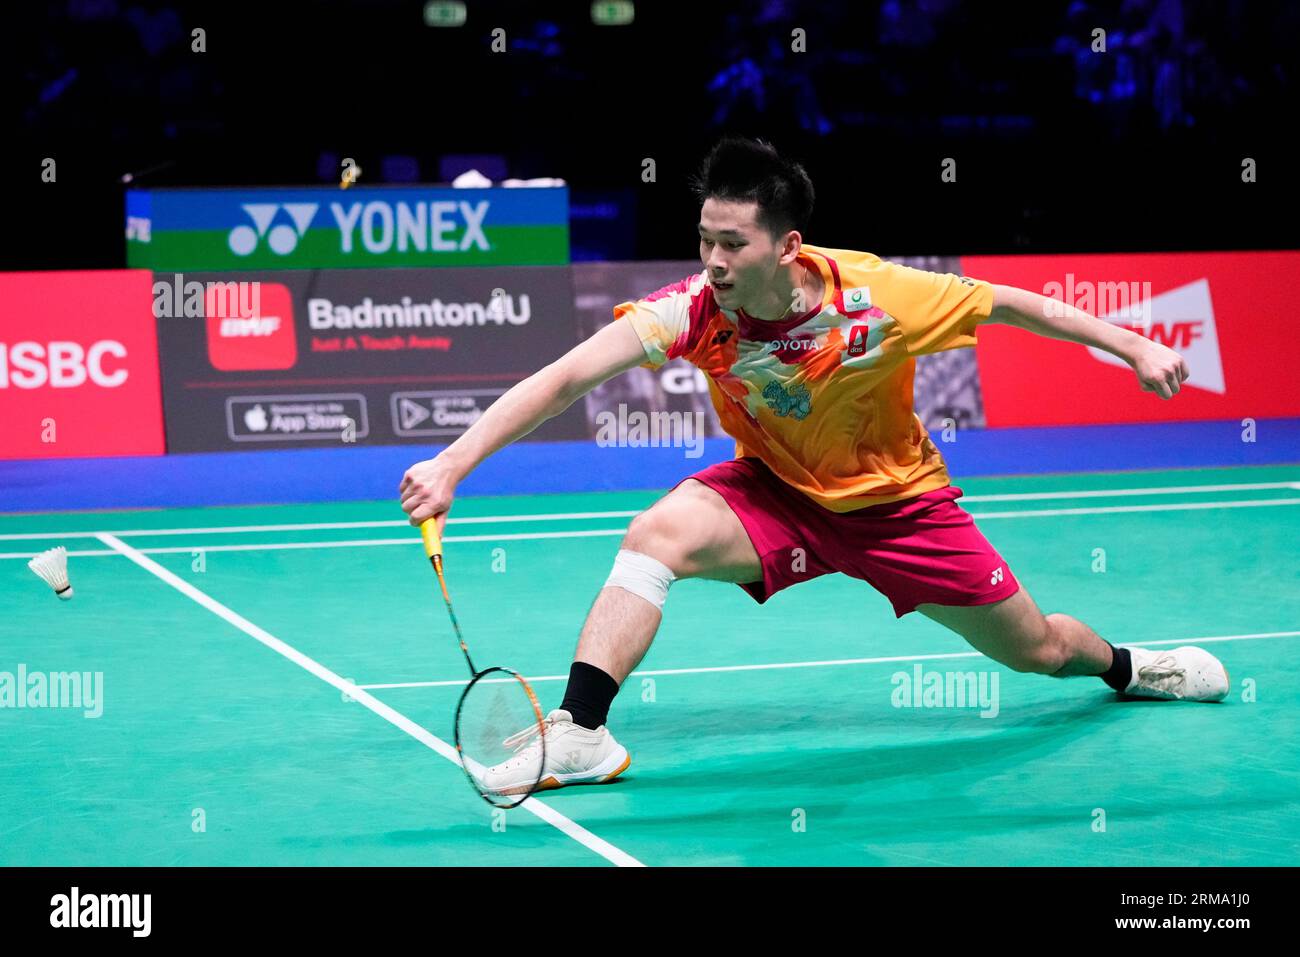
[990,566,1004,585]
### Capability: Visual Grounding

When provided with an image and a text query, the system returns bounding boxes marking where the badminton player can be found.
[399,137,1229,793]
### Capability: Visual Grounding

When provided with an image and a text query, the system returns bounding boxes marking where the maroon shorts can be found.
[672,457,1020,617]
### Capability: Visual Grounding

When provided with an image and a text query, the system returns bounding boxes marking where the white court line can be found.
[93,531,644,868]
[0,511,643,541]
[961,482,1300,502]
[967,497,1300,519]
[355,630,1300,690]
[0,528,630,559]
[2,479,1297,541]
[4,494,1300,561]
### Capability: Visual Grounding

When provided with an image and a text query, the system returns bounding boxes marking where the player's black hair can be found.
[689,137,815,241]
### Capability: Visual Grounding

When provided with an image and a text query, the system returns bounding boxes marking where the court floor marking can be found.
[92,531,644,868]
[2,478,1297,542]
[4,494,1300,561]
[355,630,1300,690]
[0,511,645,541]
[961,481,1300,502]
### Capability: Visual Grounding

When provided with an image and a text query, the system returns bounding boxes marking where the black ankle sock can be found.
[560,662,619,730]
[1099,642,1133,692]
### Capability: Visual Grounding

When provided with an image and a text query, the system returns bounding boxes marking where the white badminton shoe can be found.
[1121,646,1230,702]
[474,709,631,796]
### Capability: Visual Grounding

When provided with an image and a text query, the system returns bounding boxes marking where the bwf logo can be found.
[1087,278,1224,393]
[228,203,318,256]
[206,282,298,371]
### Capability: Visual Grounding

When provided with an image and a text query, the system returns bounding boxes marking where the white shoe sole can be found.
[537,746,632,791]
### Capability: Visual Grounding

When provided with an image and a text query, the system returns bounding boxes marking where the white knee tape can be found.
[604,549,677,610]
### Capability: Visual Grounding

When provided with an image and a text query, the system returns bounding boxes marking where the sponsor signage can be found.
[127,185,569,271]
[226,394,369,442]
[963,251,1300,425]
[153,266,588,451]
[0,270,164,459]
[390,389,504,437]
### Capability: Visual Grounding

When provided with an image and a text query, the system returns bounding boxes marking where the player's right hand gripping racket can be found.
[420,517,548,808]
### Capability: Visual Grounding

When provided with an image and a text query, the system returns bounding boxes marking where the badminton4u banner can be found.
[152,266,589,452]
[0,270,165,460]
[963,250,1300,426]
[126,186,570,271]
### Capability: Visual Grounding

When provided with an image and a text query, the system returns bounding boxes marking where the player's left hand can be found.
[1129,340,1190,399]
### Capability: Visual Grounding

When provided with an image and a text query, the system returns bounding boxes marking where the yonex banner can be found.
[127,186,569,271]
[963,251,1300,426]
[153,267,588,451]
[0,270,165,460]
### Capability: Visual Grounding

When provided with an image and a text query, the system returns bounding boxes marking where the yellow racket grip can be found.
[420,517,443,560]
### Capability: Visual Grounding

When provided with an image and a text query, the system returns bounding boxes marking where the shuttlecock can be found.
[28,546,73,600]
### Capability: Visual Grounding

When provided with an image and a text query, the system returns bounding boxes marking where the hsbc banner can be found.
[153,267,588,451]
[964,251,1300,426]
[127,186,569,272]
[0,270,165,460]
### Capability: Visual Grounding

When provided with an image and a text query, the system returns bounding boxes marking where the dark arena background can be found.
[2,0,1296,936]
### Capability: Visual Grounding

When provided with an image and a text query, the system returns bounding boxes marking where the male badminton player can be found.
[399,137,1229,793]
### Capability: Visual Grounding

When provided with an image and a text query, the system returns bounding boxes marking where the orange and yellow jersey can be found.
[612,244,995,511]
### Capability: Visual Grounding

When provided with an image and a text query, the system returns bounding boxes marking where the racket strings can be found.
[502,715,552,753]
[422,521,546,806]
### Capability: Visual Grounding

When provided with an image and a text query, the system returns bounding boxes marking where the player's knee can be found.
[603,547,677,611]
[622,508,685,572]
[622,499,712,578]
[1012,614,1069,674]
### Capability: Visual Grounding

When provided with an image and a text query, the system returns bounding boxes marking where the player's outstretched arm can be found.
[399,319,650,527]
[986,283,1190,399]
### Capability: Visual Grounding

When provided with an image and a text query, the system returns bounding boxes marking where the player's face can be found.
[698,198,788,311]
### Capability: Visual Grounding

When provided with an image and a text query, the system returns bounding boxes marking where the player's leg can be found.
[916,587,1230,700]
[571,477,762,684]
[915,585,1115,677]
[557,477,760,738]
[844,486,1227,701]
[497,477,764,792]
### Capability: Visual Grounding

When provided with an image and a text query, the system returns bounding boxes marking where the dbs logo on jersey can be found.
[845,324,872,357]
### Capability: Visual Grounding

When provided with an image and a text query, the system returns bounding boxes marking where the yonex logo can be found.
[228,203,319,256]
[990,566,1004,585]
